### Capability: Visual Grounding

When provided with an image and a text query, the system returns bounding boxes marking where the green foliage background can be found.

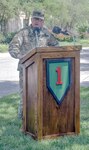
[0,0,89,30]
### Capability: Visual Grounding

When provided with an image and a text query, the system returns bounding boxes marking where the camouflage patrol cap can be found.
[31,10,44,20]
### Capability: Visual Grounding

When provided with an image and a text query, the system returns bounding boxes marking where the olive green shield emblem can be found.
[46,58,72,105]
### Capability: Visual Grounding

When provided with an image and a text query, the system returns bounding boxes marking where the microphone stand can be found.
[35,30,39,47]
[33,27,40,48]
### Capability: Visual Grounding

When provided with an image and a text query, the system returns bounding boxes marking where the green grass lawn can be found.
[60,39,89,47]
[0,87,89,150]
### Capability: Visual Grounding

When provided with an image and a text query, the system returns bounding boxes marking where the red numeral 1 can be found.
[56,67,63,85]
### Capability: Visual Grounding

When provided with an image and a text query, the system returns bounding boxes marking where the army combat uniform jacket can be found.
[9,24,59,70]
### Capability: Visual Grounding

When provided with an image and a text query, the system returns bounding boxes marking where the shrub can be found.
[0,33,5,43]
[77,25,88,39]
[0,44,9,53]
[0,32,16,44]
[4,32,16,43]
[55,33,73,42]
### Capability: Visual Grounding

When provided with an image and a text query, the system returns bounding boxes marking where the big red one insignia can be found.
[46,58,72,105]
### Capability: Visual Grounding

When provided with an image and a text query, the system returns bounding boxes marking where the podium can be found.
[20,46,81,140]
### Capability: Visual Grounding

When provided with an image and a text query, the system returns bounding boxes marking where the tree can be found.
[0,0,20,34]
[1,0,89,34]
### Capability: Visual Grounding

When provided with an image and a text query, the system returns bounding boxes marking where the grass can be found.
[0,87,89,150]
[60,39,89,47]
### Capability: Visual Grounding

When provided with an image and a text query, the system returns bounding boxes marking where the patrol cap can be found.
[31,10,44,20]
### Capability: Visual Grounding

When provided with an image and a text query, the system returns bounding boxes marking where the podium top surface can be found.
[20,45,82,64]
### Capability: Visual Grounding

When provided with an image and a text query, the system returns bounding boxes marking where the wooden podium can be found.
[20,45,81,140]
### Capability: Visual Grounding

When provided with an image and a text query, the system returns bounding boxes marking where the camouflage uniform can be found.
[9,24,59,119]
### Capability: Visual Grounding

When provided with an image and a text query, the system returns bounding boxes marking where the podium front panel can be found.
[42,57,75,137]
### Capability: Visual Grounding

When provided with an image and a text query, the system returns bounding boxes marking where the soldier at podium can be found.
[8,10,59,119]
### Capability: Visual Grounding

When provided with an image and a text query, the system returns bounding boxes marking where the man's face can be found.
[31,18,44,29]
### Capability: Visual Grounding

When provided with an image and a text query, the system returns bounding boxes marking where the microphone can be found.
[33,27,40,35]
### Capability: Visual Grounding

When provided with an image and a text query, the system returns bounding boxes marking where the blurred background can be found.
[0,0,89,50]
